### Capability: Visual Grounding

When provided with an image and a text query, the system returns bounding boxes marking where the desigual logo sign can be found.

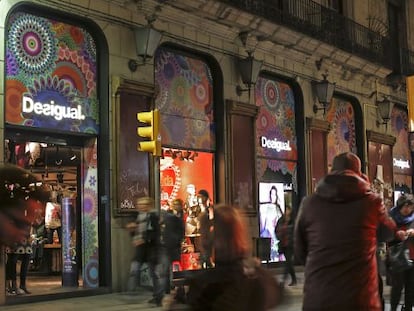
[393,158,410,169]
[22,96,86,121]
[260,136,292,152]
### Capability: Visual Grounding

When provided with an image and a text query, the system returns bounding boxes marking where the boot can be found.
[19,279,31,294]
[288,275,297,286]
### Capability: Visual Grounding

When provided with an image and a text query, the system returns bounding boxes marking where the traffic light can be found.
[137,109,161,156]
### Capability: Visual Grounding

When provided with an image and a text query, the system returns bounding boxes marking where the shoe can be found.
[19,287,31,294]
[16,288,25,295]
[148,297,162,307]
[6,288,16,296]
[288,281,297,286]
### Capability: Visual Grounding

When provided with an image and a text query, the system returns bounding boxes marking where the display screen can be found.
[259,182,291,262]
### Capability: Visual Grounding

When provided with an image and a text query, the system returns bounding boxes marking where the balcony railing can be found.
[221,0,414,75]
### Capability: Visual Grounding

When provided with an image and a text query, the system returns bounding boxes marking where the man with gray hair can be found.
[294,152,396,311]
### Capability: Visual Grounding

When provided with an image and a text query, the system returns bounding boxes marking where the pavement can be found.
[0,269,396,311]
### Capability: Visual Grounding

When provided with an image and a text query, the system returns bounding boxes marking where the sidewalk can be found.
[0,269,392,311]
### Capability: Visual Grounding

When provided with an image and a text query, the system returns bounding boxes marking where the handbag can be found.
[389,240,413,272]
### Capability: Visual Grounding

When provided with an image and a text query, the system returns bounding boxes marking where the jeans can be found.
[390,265,414,310]
[6,253,30,288]
[147,247,174,303]
[127,260,144,291]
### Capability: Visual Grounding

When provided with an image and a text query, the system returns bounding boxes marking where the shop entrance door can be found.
[3,134,86,298]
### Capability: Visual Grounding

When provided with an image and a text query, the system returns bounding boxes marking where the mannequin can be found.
[45,191,62,244]
[184,184,198,214]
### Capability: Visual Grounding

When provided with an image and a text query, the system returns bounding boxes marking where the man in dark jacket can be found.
[294,152,396,311]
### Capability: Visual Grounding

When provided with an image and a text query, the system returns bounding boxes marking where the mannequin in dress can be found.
[45,191,62,244]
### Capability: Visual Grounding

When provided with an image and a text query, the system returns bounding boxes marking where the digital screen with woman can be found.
[259,183,285,262]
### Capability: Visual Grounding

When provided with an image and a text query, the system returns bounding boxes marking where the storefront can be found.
[390,105,412,201]
[3,3,110,301]
[255,74,305,263]
[113,45,221,276]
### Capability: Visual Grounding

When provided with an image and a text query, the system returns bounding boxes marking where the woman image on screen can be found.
[259,185,283,261]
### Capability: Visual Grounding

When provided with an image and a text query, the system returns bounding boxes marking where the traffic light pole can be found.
[153,155,160,212]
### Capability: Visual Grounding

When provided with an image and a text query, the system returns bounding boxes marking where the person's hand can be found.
[126,222,137,231]
[397,230,409,240]
[407,229,414,237]
[132,238,144,247]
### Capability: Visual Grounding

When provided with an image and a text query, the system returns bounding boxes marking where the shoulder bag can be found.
[389,239,413,272]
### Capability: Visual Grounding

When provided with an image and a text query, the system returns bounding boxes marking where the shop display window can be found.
[160,148,214,271]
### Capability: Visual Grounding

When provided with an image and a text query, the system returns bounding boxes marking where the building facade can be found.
[0,0,413,305]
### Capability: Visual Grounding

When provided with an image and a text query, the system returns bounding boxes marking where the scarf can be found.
[389,206,414,226]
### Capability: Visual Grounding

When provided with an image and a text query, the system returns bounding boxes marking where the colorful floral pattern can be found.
[255,76,298,192]
[6,12,100,289]
[155,49,214,150]
[6,12,98,134]
[326,98,357,167]
[391,107,412,189]
[81,139,99,288]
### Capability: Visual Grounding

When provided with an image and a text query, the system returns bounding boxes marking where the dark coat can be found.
[160,210,184,261]
[294,170,396,311]
[132,212,160,264]
[275,216,294,253]
[187,260,282,311]
[145,212,160,264]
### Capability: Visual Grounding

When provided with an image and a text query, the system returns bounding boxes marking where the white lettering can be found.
[393,158,410,169]
[22,96,86,121]
[260,136,292,152]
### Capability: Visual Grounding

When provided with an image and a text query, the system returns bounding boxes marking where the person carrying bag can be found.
[388,194,414,311]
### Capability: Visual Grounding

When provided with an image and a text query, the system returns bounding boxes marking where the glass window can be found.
[391,106,412,194]
[255,76,297,262]
[155,48,215,271]
[155,48,214,151]
[326,98,357,169]
[5,12,99,134]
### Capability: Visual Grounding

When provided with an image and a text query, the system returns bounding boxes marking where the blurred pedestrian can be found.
[0,164,49,245]
[126,196,163,306]
[294,152,396,311]
[181,204,282,311]
[388,194,414,311]
[6,218,33,295]
[275,204,297,286]
[159,199,185,296]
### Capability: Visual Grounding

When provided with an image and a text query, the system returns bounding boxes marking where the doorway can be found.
[4,137,85,298]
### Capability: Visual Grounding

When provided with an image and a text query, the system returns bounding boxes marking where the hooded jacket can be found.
[294,170,396,311]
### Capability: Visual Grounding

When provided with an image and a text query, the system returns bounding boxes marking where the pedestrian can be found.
[388,194,414,311]
[126,196,163,306]
[6,220,33,295]
[294,152,396,311]
[0,164,49,245]
[275,204,297,286]
[159,199,185,296]
[163,204,282,311]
